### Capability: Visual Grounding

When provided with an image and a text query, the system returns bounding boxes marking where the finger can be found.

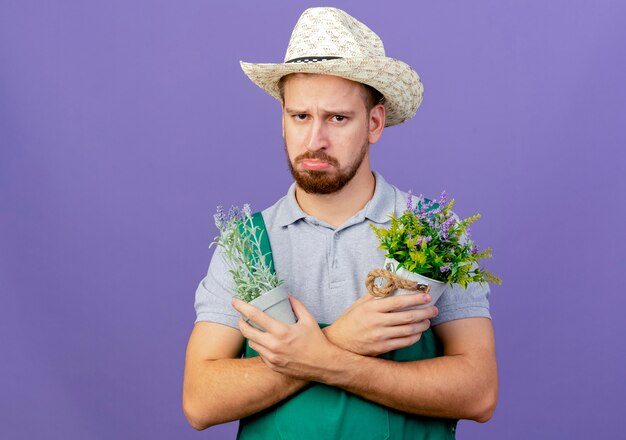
[232,298,285,335]
[289,294,318,325]
[374,293,433,312]
[383,333,425,351]
[383,319,432,339]
[247,339,277,367]
[382,306,439,326]
[238,317,274,347]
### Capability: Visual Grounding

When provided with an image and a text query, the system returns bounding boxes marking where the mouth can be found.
[299,159,333,171]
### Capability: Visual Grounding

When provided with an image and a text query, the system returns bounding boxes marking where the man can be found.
[183,7,497,439]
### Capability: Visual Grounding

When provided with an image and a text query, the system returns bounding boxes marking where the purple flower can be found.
[228,205,241,220]
[242,203,252,218]
[439,190,447,207]
[214,205,226,229]
[406,190,413,212]
[433,190,447,215]
[439,215,457,240]
[416,235,432,247]
[440,264,451,273]
[422,198,436,213]
[471,244,479,255]
[418,196,442,220]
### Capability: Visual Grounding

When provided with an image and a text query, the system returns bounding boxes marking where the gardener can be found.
[183,7,497,439]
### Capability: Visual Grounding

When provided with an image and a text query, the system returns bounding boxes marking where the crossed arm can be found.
[182,292,498,430]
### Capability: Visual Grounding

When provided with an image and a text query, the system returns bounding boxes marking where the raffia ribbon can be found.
[365,268,432,298]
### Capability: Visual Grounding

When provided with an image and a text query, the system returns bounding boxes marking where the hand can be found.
[324,293,439,357]
[232,295,342,382]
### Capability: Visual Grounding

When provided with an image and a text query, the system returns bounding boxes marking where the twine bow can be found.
[365,269,432,298]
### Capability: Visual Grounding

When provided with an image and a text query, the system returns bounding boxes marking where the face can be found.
[281,74,384,195]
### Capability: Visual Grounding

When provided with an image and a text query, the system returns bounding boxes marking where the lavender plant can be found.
[371,191,502,288]
[210,204,283,302]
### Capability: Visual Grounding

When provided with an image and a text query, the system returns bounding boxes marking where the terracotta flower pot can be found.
[384,258,447,308]
[243,284,296,331]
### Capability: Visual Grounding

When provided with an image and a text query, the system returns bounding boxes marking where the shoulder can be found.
[260,194,289,225]
[257,182,306,233]
[384,179,436,218]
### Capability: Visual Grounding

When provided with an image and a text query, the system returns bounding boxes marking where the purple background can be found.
[1,1,624,438]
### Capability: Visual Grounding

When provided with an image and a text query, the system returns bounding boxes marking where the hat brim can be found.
[240,57,423,127]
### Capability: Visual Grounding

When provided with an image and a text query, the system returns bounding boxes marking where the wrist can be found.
[322,325,350,351]
[321,326,336,344]
[284,375,310,390]
[316,343,361,386]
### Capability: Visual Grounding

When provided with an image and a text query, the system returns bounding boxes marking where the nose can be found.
[305,119,329,152]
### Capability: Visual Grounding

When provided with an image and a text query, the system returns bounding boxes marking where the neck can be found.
[294,165,376,229]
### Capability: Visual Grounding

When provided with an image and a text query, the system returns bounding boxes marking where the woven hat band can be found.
[285,56,343,64]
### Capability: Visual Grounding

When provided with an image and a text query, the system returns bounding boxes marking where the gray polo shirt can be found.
[195,172,491,327]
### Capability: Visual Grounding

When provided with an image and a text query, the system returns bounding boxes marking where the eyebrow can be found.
[285,107,356,116]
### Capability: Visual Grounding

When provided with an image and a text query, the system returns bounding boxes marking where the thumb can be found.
[288,294,315,324]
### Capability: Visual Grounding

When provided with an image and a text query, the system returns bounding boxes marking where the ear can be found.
[281,101,286,139]
[368,104,385,145]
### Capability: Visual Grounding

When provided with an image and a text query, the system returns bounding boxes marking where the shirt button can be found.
[334,234,339,240]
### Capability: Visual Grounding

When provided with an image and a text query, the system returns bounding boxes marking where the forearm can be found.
[322,349,497,422]
[231,297,497,423]
[183,356,309,429]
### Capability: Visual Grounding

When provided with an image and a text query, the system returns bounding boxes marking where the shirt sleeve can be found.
[194,245,240,329]
[430,280,491,326]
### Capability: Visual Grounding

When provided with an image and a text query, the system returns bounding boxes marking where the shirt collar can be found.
[276,171,396,227]
[363,171,396,224]
[276,182,307,227]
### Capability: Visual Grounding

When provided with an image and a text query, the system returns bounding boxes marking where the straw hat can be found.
[240,7,424,127]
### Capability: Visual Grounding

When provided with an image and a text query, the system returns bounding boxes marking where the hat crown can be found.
[283,7,386,62]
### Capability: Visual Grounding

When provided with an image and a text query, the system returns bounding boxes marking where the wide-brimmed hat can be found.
[240,7,423,127]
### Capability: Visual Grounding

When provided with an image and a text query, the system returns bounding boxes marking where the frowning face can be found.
[281,74,384,194]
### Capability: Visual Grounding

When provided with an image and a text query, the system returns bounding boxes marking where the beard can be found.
[285,140,369,195]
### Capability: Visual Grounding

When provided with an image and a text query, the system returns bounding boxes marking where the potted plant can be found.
[370,191,502,308]
[211,204,296,331]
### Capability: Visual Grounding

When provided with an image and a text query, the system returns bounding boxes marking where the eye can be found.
[332,115,346,122]
[294,114,308,121]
